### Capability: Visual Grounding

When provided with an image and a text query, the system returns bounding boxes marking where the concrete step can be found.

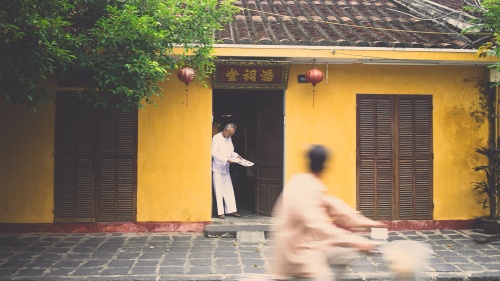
[204,223,271,238]
[205,212,273,240]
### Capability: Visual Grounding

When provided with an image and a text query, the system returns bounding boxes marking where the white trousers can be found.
[213,172,237,215]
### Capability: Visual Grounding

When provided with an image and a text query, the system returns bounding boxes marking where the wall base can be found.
[382,219,475,231]
[0,220,475,233]
[0,222,209,233]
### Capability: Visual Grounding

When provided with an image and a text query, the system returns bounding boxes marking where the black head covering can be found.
[308,145,329,173]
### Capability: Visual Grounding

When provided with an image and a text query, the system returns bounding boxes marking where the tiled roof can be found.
[215,0,477,49]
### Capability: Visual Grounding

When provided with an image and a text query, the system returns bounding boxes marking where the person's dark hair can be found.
[308,145,329,173]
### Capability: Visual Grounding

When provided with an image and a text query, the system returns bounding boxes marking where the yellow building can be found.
[0,0,498,231]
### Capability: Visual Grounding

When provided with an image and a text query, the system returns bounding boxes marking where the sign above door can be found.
[212,60,290,90]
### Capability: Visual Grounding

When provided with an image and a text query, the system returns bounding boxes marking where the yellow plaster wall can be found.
[137,76,213,222]
[0,56,492,223]
[284,64,489,220]
[0,102,55,223]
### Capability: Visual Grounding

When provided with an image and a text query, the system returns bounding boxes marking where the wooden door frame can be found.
[212,90,285,216]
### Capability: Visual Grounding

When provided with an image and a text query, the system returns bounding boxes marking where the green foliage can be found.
[465,0,500,86]
[473,139,500,220]
[0,0,237,111]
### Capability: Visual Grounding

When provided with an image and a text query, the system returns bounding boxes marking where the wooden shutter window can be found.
[55,94,95,222]
[357,96,393,219]
[97,103,137,222]
[397,97,433,219]
[55,93,137,222]
[357,94,433,220]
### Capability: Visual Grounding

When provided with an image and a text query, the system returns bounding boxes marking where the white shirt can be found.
[211,132,239,174]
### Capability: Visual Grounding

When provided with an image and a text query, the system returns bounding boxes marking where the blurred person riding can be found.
[270,145,386,281]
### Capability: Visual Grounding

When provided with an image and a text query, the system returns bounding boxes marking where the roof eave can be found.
[212,44,499,66]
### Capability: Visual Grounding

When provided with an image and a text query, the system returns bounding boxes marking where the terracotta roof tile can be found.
[215,0,474,49]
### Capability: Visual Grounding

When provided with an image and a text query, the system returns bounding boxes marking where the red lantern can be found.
[177,67,196,106]
[177,67,195,86]
[305,67,324,87]
[305,66,324,108]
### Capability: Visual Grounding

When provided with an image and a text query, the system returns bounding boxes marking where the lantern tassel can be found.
[313,88,315,108]
[186,88,188,106]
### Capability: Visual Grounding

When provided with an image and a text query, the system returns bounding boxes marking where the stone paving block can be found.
[454,263,487,271]
[140,252,165,260]
[214,251,238,258]
[24,246,48,253]
[431,263,461,272]
[82,260,109,267]
[100,267,132,275]
[189,258,212,266]
[187,266,214,274]
[482,263,500,270]
[215,265,243,274]
[148,241,168,247]
[158,266,186,274]
[0,268,17,275]
[161,258,187,266]
[0,259,31,268]
[43,267,74,276]
[27,259,59,268]
[72,246,95,253]
[192,240,214,246]
[435,250,462,257]
[116,252,142,259]
[134,259,158,267]
[191,246,214,252]
[165,251,189,258]
[129,266,157,275]
[471,256,500,263]
[167,246,191,252]
[71,266,103,276]
[239,251,262,259]
[189,252,213,259]
[215,245,238,252]
[108,259,136,267]
[242,265,267,274]
[441,256,470,263]
[54,259,84,268]
[215,258,240,266]
[159,275,224,281]
[17,268,48,277]
[241,258,265,267]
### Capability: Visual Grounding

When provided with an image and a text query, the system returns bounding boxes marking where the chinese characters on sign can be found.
[213,61,290,90]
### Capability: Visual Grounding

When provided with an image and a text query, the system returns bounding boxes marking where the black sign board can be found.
[213,60,290,90]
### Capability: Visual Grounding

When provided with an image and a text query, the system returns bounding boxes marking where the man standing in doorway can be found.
[212,123,242,219]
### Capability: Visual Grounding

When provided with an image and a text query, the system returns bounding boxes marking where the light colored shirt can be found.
[271,173,379,278]
[211,132,239,174]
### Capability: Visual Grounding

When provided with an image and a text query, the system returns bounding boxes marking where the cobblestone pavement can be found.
[1,230,500,280]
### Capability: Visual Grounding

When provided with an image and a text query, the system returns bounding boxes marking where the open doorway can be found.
[212,90,284,218]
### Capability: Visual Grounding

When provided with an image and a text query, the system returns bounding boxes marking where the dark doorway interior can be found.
[212,90,284,218]
[212,91,257,216]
